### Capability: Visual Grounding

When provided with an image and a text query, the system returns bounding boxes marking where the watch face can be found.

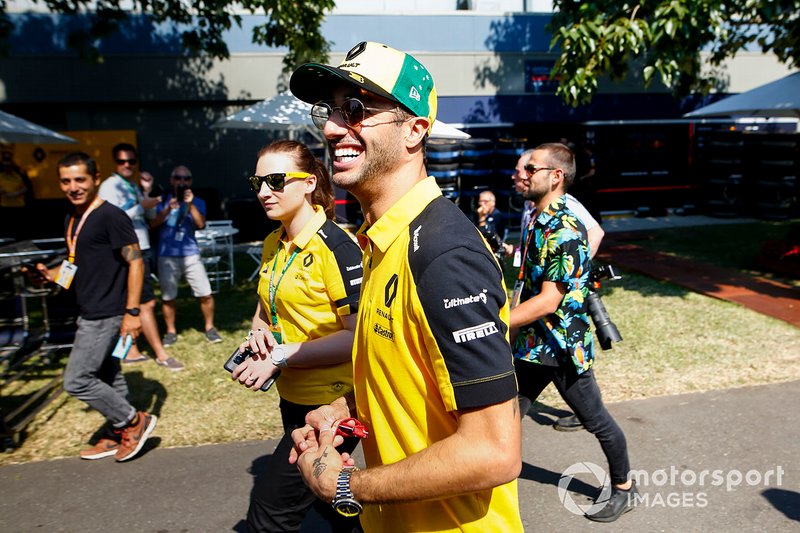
[334,499,362,518]
[271,345,287,365]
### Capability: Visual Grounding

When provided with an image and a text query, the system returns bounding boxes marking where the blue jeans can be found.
[63,315,136,428]
[515,359,631,485]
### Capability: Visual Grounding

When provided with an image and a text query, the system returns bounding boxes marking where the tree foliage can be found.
[0,0,335,71]
[550,0,800,106]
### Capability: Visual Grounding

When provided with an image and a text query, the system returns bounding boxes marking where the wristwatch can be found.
[125,308,140,317]
[332,466,362,517]
[270,344,288,369]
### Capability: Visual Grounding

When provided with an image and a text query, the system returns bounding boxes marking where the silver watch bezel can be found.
[270,344,287,368]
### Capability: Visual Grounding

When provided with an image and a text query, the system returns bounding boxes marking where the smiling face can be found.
[322,86,407,192]
[59,163,100,212]
[254,152,315,223]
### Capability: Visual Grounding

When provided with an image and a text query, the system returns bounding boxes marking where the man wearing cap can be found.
[288,42,523,532]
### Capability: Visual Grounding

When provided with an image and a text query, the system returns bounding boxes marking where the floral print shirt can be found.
[512,195,595,374]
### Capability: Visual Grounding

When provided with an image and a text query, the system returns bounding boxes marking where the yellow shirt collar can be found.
[285,204,327,249]
[357,177,441,253]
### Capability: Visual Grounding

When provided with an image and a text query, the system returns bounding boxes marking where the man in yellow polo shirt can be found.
[288,42,523,531]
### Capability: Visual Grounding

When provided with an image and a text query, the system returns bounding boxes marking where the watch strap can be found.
[332,466,362,517]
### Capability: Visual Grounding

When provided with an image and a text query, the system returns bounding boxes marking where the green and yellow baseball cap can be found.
[290,41,437,134]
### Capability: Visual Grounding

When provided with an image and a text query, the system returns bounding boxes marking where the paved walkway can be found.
[1,380,798,531]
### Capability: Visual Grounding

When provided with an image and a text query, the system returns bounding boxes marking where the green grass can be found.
[614,219,800,286]
[2,222,799,464]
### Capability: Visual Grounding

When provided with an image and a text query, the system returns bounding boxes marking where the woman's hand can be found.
[231,350,280,391]
[238,327,278,357]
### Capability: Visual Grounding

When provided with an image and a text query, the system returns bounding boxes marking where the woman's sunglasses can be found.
[310,98,400,130]
[248,172,311,192]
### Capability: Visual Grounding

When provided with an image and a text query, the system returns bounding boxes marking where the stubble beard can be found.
[330,125,404,192]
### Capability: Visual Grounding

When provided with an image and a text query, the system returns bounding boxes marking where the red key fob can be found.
[335,418,369,439]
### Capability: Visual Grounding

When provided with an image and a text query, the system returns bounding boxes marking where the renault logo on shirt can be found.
[303,253,314,267]
[385,274,398,307]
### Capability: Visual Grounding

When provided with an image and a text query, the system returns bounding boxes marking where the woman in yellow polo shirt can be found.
[232,140,363,532]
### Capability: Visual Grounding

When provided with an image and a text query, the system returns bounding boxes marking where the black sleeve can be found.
[320,220,363,314]
[105,203,138,250]
[408,198,517,410]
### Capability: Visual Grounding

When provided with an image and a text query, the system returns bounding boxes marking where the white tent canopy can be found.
[213,94,470,140]
[212,94,320,141]
[0,110,77,144]
[684,72,800,119]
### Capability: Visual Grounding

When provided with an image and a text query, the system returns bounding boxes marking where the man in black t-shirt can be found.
[27,152,158,462]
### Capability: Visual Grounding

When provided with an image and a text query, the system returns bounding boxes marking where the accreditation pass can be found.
[55,260,78,289]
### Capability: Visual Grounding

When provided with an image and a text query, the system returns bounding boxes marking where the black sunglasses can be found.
[172,174,192,181]
[248,172,311,192]
[310,98,401,130]
[115,158,137,165]
[524,164,556,176]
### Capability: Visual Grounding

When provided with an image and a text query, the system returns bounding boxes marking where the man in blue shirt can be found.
[151,165,222,345]
[510,143,635,522]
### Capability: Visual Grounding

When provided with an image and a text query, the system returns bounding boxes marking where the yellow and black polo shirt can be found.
[354,177,521,532]
[257,206,362,405]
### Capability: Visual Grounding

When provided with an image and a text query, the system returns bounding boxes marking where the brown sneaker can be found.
[115,411,158,462]
[79,432,121,460]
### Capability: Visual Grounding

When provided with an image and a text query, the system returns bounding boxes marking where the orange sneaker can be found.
[115,411,157,462]
[79,432,121,460]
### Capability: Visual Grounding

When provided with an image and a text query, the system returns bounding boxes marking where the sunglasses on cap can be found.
[248,172,311,192]
[524,164,556,176]
[310,98,402,130]
[115,158,137,165]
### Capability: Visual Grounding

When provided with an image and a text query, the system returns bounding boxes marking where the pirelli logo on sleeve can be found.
[452,322,499,343]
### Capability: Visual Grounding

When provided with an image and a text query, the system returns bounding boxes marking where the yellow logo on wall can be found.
[11,130,137,199]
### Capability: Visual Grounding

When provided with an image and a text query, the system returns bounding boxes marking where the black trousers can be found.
[515,359,631,485]
[247,398,362,533]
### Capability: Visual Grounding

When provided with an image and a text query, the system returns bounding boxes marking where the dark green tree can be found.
[0,0,335,71]
[550,0,800,106]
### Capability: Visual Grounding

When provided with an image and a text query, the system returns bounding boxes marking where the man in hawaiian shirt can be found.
[509,142,637,523]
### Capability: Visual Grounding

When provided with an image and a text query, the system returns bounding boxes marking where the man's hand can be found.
[139,172,154,194]
[120,314,142,340]
[168,197,180,210]
[141,196,160,210]
[295,427,346,501]
[289,402,351,464]
[21,263,53,286]
[183,188,194,204]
